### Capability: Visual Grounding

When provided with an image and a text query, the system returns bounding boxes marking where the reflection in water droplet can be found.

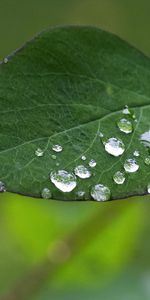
[89,159,97,168]
[0,181,6,192]
[133,150,140,157]
[122,105,130,115]
[35,148,44,157]
[76,191,85,199]
[81,155,86,161]
[140,130,150,148]
[113,171,125,185]
[74,165,91,179]
[50,170,77,192]
[147,184,150,194]
[52,144,63,152]
[91,184,110,201]
[124,159,139,173]
[145,157,150,166]
[117,118,133,134]
[41,188,52,199]
[103,137,125,157]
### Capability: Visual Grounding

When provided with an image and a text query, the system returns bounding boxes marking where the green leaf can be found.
[0,25,150,200]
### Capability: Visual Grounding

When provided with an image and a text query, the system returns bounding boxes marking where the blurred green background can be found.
[0,1,150,299]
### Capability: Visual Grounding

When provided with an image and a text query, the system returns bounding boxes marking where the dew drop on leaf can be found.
[103,137,125,157]
[89,159,97,168]
[35,148,44,157]
[147,184,150,194]
[50,170,77,192]
[144,156,150,166]
[0,181,6,192]
[140,130,150,148]
[117,118,133,134]
[81,155,86,161]
[74,165,91,179]
[91,184,111,202]
[52,144,63,152]
[41,188,52,199]
[122,105,131,115]
[124,159,139,173]
[3,57,8,64]
[133,150,140,157]
[76,191,85,199]
[113,171,126,185]
[51,154,57,160]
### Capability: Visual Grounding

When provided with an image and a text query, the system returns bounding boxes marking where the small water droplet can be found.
[76,191,85,199]
[0,181,6,192]
[113,171,125,185]
[124,159,139,173]
[74,165,91,179]
[89,159,97,168]
[50,170,77,192]
[91,184,110,201]
[35,148,44,157]
[52,144,63,152]
[147,184,150,194]
[51,154,57,160]
[140,130,150,148]
[41,188,52,199]
[98,132,104,138]
[133,150,140,157]
[122,105,130,115]
[103,137,125,157]
[81,155,86,161]
[117,118,133,134]
[144,156,150,166]
[56,162,60,166]
[3,57,8,64]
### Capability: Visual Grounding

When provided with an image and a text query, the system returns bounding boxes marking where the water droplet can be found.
[89,159,97,168]
[51,154,57,160]
[35,148,44,157]
[50,170,77,192]
[41,188,52,199]
[117,118,133,134]
[3,57,8,64]
[133,150,140,157]
[56,162,60,166]
[98,132,104,138]
[122,105,131,115]
[81,155,86,161]
[113,171,125,185]
[103,137,125,157]
[74,165,91,179]
[124,159,139,173]
[144,156,150,166]
[76,191,85,199]
[0,181,6,192]
[52,144,63,152]
[91,184,111,201]
[147,184,150,194]
[140,131,150,148]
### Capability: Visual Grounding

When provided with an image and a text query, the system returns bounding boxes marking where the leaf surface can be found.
[0,26,150,200]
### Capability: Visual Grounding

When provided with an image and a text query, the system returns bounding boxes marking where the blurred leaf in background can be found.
[0,1,150,299]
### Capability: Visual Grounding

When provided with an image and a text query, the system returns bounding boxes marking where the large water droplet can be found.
[74,165,91,179]
[81,155,86,161]
[103,137,125,157]
[113,171,125,185]
[117,118,133,134]
[122,105,130,115]
[50,170,77,192]
[140,130,150,148]
[41,188,52,199]
[0,181,6,192]
[35,148,44,157]
[89,159,97,168]
[147,184,150,194]
[91,184,111,201]
[52,144,63,152]
[145,156,150,166]
[133,150,140,157]
[124,159,139,173]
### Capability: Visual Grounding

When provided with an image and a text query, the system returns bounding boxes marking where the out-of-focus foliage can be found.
[0,1,150,299]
